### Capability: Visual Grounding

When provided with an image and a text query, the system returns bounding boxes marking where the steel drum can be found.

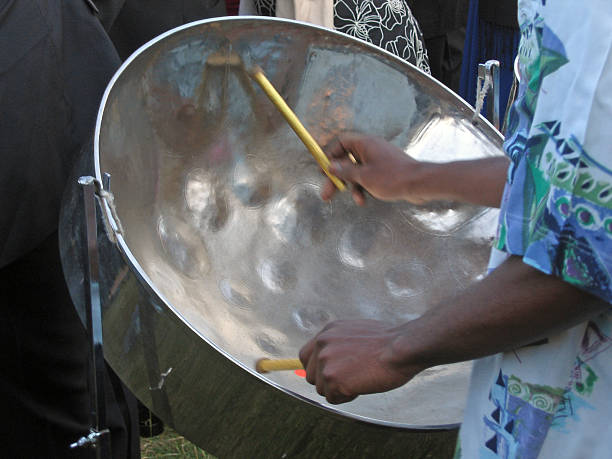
[60,17,503,458]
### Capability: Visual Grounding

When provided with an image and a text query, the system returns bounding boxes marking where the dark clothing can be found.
[459,0,519,122]
[226,0,239,15]
[0,232,139,459]
[0,0,120,269]
[104,0,225,60]
[408,0,467,39]
[479,0,518,29]
[408,0,469,91]
[0,0,139,457]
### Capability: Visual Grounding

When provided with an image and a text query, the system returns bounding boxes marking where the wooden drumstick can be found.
[255,358,304,374]
[248,67,346,192]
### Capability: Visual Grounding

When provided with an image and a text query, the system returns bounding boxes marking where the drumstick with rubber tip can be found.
[255,358,304,374]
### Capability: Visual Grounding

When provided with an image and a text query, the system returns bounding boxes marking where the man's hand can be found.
[298,257,609,404]
[321,132,509,208]
[298,320,422,404]
[321,133,431,206]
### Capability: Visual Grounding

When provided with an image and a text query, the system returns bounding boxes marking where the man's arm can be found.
[299,256,609,404]
[320,133,509,208]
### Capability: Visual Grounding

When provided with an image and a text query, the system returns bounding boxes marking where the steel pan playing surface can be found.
[69,17,503,456]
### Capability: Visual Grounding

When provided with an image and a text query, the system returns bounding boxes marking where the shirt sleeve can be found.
[497,5,612,304]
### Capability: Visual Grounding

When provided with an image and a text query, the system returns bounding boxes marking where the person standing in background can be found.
[240,0,431,73]
[0,1,138,457]
[1,1,231,456]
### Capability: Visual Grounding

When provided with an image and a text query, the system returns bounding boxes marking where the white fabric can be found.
[238,0,257,15]
[458,1,612,458]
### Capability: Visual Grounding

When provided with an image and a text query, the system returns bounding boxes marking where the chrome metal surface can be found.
[71,176,110,457]
[478,60,501,129]
[60,17,504,458]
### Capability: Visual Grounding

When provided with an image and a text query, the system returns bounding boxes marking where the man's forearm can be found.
[414,156,509,208]
[387,255,609,372]
[298,256,608,404]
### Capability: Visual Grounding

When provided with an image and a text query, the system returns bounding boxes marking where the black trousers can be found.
[0,232,139,458]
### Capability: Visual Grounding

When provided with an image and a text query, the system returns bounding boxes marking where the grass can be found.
[140,428,217,458]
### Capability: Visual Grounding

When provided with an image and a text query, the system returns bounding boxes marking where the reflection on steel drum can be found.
[184,168,230,232]
[157,214,210,278]
[232,157,272,208]
[258,258,298,294]
[337,218,394,269]
[265,183,332,248]
[218,278,253,309]
[384,262,433,299]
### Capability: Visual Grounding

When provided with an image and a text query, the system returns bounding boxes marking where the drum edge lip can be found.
[93,16,472,432]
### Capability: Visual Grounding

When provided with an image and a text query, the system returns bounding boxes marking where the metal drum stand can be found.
[473,60,501,130]
[69,175,113,458]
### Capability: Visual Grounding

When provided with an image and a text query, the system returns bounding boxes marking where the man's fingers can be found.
[324,137,347,159]
[329,159,362,184]
[301,341,319,385]
[299,341,313,368]
[326,392,357,405]
[321,159,365,202]
[325,133,365,160]
[352,186,366,206]
[320,179,338,201]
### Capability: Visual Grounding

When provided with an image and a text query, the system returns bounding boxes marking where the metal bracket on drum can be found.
[97,172,125,244]
[473,60,500,130]
[69,176,112,458]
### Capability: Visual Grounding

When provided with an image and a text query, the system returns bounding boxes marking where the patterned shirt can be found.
[457,1,612,458]
[252,0,431,72]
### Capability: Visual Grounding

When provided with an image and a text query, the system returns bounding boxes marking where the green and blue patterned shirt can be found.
[457,1,612,457]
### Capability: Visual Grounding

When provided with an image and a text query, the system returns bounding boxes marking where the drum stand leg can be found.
[69,176,112,458]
